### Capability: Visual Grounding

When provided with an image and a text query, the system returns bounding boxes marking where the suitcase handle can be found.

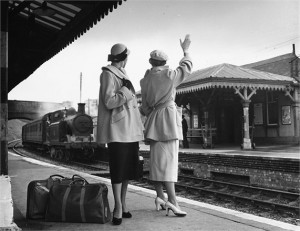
[69,179,89,186]
[72,174,88,182]
[50,174,65,179]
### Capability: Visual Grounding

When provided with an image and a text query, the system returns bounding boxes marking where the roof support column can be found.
[198,89,215,129]
[1,1,8,175]
[241,99,252,149]
[0,2,18,230]
[234,87,256,150]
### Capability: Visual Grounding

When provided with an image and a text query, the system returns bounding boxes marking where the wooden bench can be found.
[186,127,217,148]
[186,129,202,139]
[187,128,217,138]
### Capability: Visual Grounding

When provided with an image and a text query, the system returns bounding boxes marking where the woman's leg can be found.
[164,181,187,216]
[112,183,122,218]
[154,181,166,200]
[121,180,129,213]
[164,182,180,208]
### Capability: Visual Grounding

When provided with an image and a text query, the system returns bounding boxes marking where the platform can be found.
[5,150,299,231]
[140,143,300,159]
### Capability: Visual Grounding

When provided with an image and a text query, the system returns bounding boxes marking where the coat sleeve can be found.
[140,74,153,117]
[100,71,133,110]
[168,54,193,88]
[141,91,152,116]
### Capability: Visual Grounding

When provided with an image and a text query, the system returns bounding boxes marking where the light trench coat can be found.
[140,55,193,142]
[96,65,144,144]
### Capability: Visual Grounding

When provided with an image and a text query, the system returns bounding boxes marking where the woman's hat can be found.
[108,43,130,62]
[150,50,168,61]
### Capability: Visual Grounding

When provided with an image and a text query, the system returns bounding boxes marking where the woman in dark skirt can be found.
[97,43,144,225]
[108,142,139,184]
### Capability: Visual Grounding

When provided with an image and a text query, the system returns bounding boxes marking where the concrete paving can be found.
[5,150,299,231]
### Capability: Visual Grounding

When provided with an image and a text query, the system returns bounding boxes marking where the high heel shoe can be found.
[155,197,167,211]
[165,201,187,217]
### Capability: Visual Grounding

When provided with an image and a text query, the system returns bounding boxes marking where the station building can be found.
[137,45,300,149]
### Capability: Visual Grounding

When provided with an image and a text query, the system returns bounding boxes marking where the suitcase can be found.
[26,174,80,219]
[45,177,111,223]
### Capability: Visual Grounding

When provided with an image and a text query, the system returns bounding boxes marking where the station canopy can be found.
[177,63,297,94]
[7,0,125,92]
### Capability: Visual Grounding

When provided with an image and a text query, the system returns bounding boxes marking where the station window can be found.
[266,92,279,126]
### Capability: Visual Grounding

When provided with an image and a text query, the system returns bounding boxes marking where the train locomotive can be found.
[22,103,98,161]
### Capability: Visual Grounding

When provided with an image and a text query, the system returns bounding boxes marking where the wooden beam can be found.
[247,87,257,99]
[234,87,245,100]
[284,88,296,102]
[9,1,32,18]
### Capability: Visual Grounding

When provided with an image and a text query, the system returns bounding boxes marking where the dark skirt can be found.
[107,142,139,184]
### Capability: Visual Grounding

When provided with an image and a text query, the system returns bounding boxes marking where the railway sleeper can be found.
[203,183,215,189]
[249,190,262,199]
[288,197,300,206]
[232,188,244,195]
[218,185,229,192]
[247,197,299,214]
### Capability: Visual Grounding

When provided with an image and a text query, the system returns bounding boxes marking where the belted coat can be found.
[96,65,144,144]
[140,55,193,142]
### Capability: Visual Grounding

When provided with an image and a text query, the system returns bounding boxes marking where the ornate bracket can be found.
[234,87,257,100]
[284,86,296,103]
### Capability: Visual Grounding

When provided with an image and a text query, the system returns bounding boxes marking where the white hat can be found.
[150,50,168,61]
[108,43,130,62]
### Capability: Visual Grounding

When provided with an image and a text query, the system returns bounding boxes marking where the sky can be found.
[8,0,300,105]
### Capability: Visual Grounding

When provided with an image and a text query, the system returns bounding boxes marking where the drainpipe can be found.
[292,85,300,139]
[290,44,300,141]
[291,44,299,81]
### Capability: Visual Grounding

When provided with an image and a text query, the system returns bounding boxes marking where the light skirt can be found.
[149,140,179,182]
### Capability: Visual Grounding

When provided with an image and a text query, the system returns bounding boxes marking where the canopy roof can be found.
[7,0,125,92]
[177,63,297,94]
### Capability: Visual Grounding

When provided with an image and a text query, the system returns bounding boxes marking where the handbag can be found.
[26,174,74,219]
[45,177,111,223]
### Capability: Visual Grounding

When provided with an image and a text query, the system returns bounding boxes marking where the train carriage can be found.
[22,116,47,146]
[22,103,98,161]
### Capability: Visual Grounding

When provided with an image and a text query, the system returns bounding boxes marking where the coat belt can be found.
[151,100,175,112]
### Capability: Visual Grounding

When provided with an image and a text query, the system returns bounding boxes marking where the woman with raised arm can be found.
[140,35,192,217]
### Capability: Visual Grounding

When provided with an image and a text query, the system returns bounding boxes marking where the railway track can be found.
[176,174,299,214]
[9,140,110,174]
[9,140,300,226]
[8,139,24,155]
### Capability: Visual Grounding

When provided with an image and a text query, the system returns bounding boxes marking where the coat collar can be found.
[102,65,129,80]
[150,65,169,72]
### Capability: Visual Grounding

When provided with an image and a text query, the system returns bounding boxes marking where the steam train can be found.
[22,103,98,161]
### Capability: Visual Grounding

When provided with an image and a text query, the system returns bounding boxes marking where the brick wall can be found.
[179,161,299,192]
